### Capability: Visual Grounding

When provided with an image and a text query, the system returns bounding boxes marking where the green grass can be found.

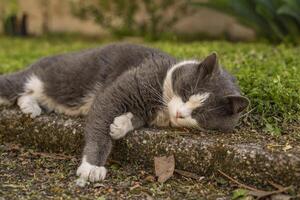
[0,36,299,135]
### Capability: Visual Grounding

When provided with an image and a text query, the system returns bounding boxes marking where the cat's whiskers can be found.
[143,82,168,107]
[181,87,191,94]
[200,113,207,127]
[193,75,201,93]
[206,106,224,112]
[147,84,164,102]
[163,83,173,102]
[189,85,195,95]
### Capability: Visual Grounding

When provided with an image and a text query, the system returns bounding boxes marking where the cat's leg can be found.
[77,111,145,186]
[76,113,145,187]
[76,129,112,187]
[109,112,144,140]
[76,70,149,186]
[75,97,115,187]
[17,75,43,118]
[76,110,146,186]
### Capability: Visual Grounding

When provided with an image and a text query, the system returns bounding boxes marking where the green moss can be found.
[0,36,299,134]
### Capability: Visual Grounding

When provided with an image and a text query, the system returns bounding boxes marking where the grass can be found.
[0,35,299,135]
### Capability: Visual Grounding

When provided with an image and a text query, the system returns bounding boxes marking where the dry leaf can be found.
[154,155,175,183]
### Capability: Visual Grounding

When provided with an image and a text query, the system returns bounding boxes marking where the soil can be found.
[0,143,233,200]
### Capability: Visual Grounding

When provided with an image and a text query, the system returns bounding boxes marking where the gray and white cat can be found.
[0,43,249,186]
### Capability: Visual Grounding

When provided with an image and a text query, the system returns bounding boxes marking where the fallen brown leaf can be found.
[154,155,175,183]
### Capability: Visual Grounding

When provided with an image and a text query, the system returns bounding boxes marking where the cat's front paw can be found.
[17,95,42,118]
[110,112,134,140]
[76,158,107,187]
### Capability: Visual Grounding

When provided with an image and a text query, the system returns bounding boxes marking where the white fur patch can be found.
[110,112,134,140]
[168,96,185,117]
[167,93,210,128]
[17,95,42,118]
[76,156,107,187]
[19,75,95,116]
[172,117,199,128]
[162,60,211,128]
[17,75,43,117]
[186,93,210,110]
[0,97,11,106]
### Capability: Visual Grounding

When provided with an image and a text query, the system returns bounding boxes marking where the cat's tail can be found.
[0,70,30,105]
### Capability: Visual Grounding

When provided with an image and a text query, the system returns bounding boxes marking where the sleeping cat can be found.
[0,43,249,186]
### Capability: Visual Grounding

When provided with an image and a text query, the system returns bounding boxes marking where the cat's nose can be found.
[176,111,184,119]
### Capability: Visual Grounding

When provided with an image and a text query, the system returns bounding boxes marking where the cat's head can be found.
[164,53,249,132]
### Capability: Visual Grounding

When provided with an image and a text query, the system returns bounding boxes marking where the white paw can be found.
[17,95,42,118]
[110,112,134,140]
[76,156,107,187]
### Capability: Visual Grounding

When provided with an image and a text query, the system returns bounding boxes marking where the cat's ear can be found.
[224,95,250,114]
[198,52,219,77]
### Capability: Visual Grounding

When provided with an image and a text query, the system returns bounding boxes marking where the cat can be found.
[0,43,249,186]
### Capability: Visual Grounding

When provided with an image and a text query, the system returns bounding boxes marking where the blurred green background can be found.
[1,0,300,43]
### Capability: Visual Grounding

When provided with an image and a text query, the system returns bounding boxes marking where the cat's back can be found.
[94,43,174,84]
[31,43,173,83]
[95,43,174,72]
[23,43,174,109]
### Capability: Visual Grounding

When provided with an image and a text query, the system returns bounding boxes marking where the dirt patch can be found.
[0,143,232,200]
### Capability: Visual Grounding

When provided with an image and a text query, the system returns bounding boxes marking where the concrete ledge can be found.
[1,107,299,188]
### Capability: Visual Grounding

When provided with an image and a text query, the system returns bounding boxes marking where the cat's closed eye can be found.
[165,53,249,131]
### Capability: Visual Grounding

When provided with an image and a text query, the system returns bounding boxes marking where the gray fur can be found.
[0,70,29,102]
[83,55,176,165]
[0,43,249,173]
[1,44,171,108]
[171,53,249,131]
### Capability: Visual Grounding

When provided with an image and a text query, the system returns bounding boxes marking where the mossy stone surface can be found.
[1,108,299,190]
